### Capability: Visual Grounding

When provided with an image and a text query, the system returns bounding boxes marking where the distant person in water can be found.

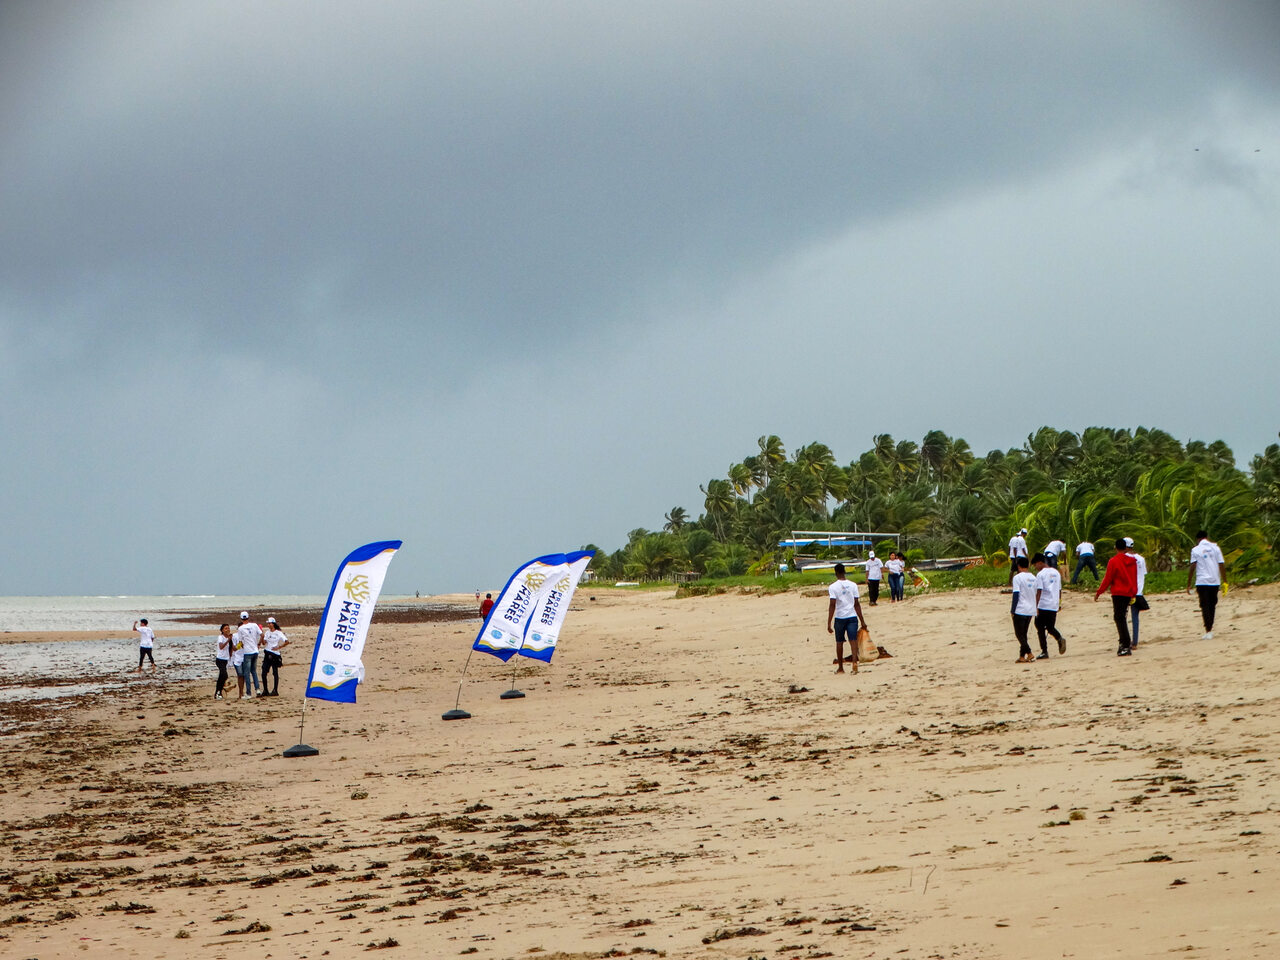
[133,618,156,673]
[480,593,494,618]
[826,562,868,674]
[215,624,232,700]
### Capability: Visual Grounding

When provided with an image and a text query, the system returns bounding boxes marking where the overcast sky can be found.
[3,1,1278,596]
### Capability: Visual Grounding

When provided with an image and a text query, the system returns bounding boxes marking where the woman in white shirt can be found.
[885,552,907,602]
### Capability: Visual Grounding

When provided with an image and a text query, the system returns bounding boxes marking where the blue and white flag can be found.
[305,540,402,703]
[473,550,594,662]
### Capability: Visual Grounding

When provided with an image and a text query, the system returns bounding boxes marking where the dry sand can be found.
[1,583,1277,959]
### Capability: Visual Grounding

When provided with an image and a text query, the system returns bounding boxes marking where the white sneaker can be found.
[215,693,223,700]
[245,692,253,699]
[1205,631,1213,641]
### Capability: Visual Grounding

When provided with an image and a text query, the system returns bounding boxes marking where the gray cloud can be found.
[2,1,1278,594]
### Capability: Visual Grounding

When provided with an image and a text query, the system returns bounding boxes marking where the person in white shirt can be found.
[1032,554,1066,658]
[885,552,907,602]
[864,551,884,606]
[1071,541,1098,584]
[1008,529,1029,584]
[215,624,232,700]
[230,626,248,699]
[234,612,264,698]
[260,617,290,697]
[1186,531,1226,640]
[1010,556,1037,663]
[133,618,156,673]
[1124,538,1150,648]
[1043,538,1068,571]
[826,562,869,674]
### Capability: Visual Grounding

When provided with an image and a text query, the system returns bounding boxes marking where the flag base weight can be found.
[283,743,320,758]
[500,688,526,700]
[442,709,472,721]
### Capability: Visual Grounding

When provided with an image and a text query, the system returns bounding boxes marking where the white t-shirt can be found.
[1008,535,1028,558]
[136,625,155,649]
[1011,571,1037,616]
[1045,540,1067,559]
[215,631,230,661]
[1076,541,1094,556]
[264,629,286,658]
[828,578,861,619]
[1131,553,1147,595]
[236,621,262,655]
[1034,567,1062,611]
[886,558,905,576]
[865,557,884,580]
[1190,540,1225,585]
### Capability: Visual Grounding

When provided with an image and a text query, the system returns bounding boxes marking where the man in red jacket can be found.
[1094,538,1137,656]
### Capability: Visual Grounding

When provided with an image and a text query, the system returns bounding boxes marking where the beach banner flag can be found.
[305,539,402,703]
[473,550,595,662]
[518,550,593,662]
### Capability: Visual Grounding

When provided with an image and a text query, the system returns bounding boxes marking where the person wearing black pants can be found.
[1071,542,1098,584]
[215,624,232,700]
[1187,531,1226,640]
[1032,554,1066,658]
[1095,539,1137,656]
[1010,557,1037,663]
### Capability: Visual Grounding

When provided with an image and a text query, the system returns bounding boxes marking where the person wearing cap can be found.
[1124,538,1149,648]
[1094,539,1137,656]
[1186,530,1226,640]
[863,551,884,606]
[233,612,263,698]
[132,618,157,674]
[1071,541,1099,584]
[1007,529,1029,584]
[260,617,289,696]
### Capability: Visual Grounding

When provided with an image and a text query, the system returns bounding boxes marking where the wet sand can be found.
[1,584,1277,959]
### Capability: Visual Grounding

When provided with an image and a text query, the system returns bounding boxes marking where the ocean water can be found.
[0,594,405,633]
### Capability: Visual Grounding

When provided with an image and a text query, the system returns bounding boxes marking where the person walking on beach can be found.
[215,624,232,700]
[1008,528,1029,584]
[827,562,868,674]
[234,612,263,698]
[230,626,247,699]
[480,593,494,618]
[133,618,156,673]
[1043,537,1067,571]
[1032,553,1066,658]
[1186,531,1226,640]
[1071,541,1098,584]
[885,552,906,603]
[1094,539,1137,656]
[1010,557,1037,663]
[260,617,289,696]
[1125,538,1150,648]
[864,551,884,606]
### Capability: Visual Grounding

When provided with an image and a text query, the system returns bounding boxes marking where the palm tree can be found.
[727,462,753,498]
[757,435,787,485]
[920,429,950,482]
[700,479,736,541]
[663,507,688,534]
[1023,427,1081,477]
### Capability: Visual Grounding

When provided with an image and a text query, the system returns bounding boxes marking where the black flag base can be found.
[283,743,320,758]
[499,688,526,700]
[442,708,472,721]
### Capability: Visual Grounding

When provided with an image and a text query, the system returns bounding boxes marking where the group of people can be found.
[215,612,290,700]
[1007,529,1227,661]
[862,550,909,605]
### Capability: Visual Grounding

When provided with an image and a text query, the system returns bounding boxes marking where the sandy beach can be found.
[1,584,1277,959]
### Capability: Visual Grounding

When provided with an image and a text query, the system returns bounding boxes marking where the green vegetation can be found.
[584,427,1280,587]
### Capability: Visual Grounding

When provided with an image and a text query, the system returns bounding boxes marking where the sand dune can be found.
[1,583,1277,958]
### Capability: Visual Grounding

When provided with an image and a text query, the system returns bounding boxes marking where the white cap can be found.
[1019,528,1028,535]
[868,551,875,559]
[266,616,277,624]
[1123,537,1134,547]
[240,611,250,620]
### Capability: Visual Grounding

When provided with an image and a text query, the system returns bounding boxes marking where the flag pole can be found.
[443,648,474,720]
[284,693,319,757]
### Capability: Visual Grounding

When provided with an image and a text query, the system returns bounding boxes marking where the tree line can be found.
[585,427,1280,581]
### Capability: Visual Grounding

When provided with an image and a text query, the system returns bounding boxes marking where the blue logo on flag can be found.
[531,633,542,642]
[490,628,503,639]
[322,664,336,676]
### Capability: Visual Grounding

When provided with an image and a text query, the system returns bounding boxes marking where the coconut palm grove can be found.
[586,427,1280,583]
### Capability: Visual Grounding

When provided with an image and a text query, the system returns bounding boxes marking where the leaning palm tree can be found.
[757,435,787,485]
[700,479,736,541]
[663,506,688,534]
[727,462,753,498]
